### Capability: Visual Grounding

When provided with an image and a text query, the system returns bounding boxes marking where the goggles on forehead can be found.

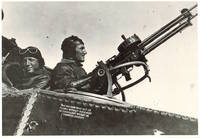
[19,47,38,55]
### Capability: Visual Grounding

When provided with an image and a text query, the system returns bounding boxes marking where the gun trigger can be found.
[147,75,151,82]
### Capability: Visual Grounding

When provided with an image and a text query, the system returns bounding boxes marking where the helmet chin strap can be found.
[62,51,76,59]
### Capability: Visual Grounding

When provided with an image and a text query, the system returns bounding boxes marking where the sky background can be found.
[2,1,198,117]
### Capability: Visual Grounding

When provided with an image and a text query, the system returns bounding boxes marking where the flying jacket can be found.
[50,59,89,91]
[15,67,51,90]
[2,62,51,90]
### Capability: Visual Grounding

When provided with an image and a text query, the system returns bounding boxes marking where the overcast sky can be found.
[2,1,198,117]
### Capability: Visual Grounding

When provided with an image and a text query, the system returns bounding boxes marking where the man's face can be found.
[23,57,40,73]
[75,41,87,62]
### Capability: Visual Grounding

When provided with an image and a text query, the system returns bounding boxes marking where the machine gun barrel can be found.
[138,4,197,49]
[142,13,197,55]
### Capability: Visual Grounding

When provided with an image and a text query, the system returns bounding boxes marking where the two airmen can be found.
[3,35,106,94]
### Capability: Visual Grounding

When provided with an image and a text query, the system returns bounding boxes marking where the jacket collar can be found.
[61,58,83,66]
[61,58,75,64]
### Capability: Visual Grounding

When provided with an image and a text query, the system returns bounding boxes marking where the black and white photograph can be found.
[1,0,199,136]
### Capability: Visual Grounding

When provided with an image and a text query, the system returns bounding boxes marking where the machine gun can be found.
[70,4,198,101]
